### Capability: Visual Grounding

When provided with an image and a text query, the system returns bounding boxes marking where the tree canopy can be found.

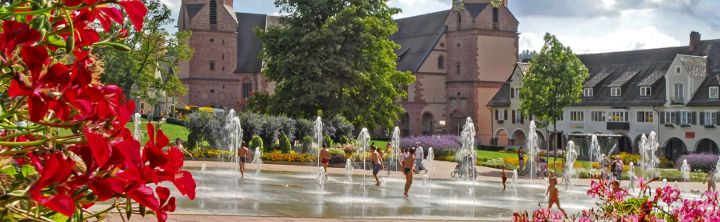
[97,0,193,105]
[519,33,588,129]
[254,0,415,130]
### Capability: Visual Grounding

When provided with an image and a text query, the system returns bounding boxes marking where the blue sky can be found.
[162,0,720,53]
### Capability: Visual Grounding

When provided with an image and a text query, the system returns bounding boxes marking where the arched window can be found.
[437,55,444,69]
[209,0,217,25]
[242,79,252,99]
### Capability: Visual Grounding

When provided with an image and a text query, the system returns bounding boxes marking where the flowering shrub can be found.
[0,1,195,221]
[261,151,315,162]
[514,177,720,221]
[676,153,718,172]
[613,152,640,165]
[187,148,235,159]
[399,135,460,151]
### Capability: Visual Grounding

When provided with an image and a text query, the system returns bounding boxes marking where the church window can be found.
[492,8,499,29]
[438,55,444,69]
[209,61,215,70]
[457,13,461,30]
[456,63,461,75]
[209,0,217,25]
[243,80,253,99]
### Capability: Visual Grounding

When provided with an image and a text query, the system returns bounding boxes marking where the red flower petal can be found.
[156,129,169,148]
[127,184,160,210]
[28,93,49,122]
[172,171,196,200]
[64,0,83,7]
[2,20,41,46]
[84,128,112,167]
[8,79,31,97]
[118,1,148,32]
[20,45,49,76]
[156,186,170,205]
[38,194,76,216]
[99,7,124,25]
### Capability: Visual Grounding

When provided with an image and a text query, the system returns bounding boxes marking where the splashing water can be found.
[647,132,659,178]
[681,159,691,182]
[224,109,243,169]
[422,174,431,193]
[512,169,518,197]
[201,163,207,175]
[713,158,720,184]
[357,128,371,200]
[345,158,353,183]
[314,117,323,166]
[527,121,538,179]
[590,135,601,163]
[639,134,648,179]
[252,147,263,175]
[628,162,637,191]
[133,113,142,141]
[426,147,434,173]
[456,118,476,181]
[564,141,577,190]
[391,127,400,174]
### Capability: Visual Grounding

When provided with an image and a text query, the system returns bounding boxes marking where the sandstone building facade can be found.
[178,0,519,142]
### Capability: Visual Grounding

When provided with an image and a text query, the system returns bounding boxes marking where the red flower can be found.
[29,152,76,216]
[118,1,148,32]
[0,20,41,61]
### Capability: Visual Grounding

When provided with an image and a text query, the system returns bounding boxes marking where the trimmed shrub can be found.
[676,154,718,172]
[279,134,291,153]
[399,135,460,151]
[323,134,334,147]
[478,144,505,152]
[249,135,264,153]
[302,135,314,153]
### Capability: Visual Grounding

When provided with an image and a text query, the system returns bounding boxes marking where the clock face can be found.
[491,0,503,7]
[453,0,464,11]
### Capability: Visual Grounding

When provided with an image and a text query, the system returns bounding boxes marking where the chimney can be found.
[689,31,701,52]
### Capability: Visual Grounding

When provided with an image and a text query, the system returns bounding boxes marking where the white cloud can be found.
[387,0,450,18]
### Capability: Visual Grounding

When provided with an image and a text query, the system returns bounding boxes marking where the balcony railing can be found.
[607,122,630,130]
[671,96,684,104]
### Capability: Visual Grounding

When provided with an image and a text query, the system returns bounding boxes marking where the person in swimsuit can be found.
[370,146,384,186]
[238,141,250,178]
[704,168,717,192]
[175,138,193,159]
[546,172,566,217]
[385,143,394,175]
[320,145,331,179]
[403,148,416,197]
[501,166,507,190]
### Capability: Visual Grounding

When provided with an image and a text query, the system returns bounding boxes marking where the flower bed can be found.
[676,153,718,172]
[399,135,460,151]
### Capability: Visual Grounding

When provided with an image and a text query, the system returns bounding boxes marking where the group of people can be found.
[600,155,624,181]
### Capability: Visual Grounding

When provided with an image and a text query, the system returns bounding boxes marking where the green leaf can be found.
[139,204,146,217]
[126,197,132,220]
[47,212,70,222]
[21,164,36,178]
[0,166,18,178]
[7,189,26,197]
[47,35,66,48]
[94,41,132,52]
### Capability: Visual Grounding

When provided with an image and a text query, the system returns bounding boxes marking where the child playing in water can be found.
[546,172,567,217]
[403,148,416,197]
[703,168,717,192]
[501,166,507,190]
[370,146,384,186]
[238,142,250,178]
[320,145,331,179]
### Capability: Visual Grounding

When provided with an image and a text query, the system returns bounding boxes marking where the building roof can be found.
[390,10,449,72]
[186,4,204,20]
[688,73,720,106]
[234,13,267,73]
[465,3,489,20]
[488,39,720,108]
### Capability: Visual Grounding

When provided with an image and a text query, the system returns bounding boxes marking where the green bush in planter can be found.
[338,135,349,145]
[279,133,291,153]
[323,134,334,147]
[249,135,264,153]
[302,135,313,153]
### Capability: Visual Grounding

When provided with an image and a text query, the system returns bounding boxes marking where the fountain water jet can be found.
[628,162,637,191]
[563,141,577,190]
[457,118,476,181]
[224,109,243,171]
[512,169,518,197]
[526,121,538,179]
[681,159,690,182]
[252,147,262,175]
[356,128,371,210]
[345,158,353,183]
[590,135,601,163]
[314,117,323,184]
[391,127,400,174]
[133,113,142,141]
[646,132,659,178]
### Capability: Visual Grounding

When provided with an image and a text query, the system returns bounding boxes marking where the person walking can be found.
[615,158,624,182]
[414,142,427,174]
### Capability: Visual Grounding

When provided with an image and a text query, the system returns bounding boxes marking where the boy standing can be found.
[501,166,507,190]
[546,172,566,217]
[238,142,250,178]
[320,145,331,179]
[370,146,384,186]
[403,148,416,197]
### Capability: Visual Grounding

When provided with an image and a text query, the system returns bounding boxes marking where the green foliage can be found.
[279,134,292,153]
[185,112,221,149]
[338,135,350,145]
[322,134,334,147]
[97,0,193,103]
[519,33,589,129]
[249,135,264,153]
[302,135,314,153]
[255,0,415,130]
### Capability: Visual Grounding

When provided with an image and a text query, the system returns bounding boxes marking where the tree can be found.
[96,0,193,105]
[255,0,415,130]
[519,33,589,171]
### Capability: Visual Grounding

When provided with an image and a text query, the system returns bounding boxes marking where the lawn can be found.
[58,119,189,144]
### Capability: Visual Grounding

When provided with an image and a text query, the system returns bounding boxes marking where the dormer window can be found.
[611,87,621,97]
[583,88,593,97]
[710,86,719,99]
[640,86,652,97]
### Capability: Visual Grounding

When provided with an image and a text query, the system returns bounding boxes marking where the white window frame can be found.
[608,110,628,122]
[680,111,690,125]
[710,86,719,99]
[640,86,652,97]
[706,111,717,126]
[570,111,584,122]
[611,87,621,97]
[674,83,684,103]
[583,88,593,97]
[591,111,605,122]
[665,112,676,125]
[637,111,654,123]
